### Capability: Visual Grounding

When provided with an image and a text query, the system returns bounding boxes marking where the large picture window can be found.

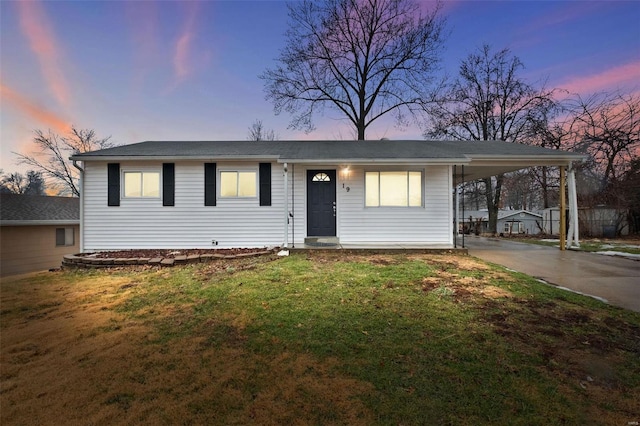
[124,171,160,198]
[220,171,257,197]
[365,171,422,207]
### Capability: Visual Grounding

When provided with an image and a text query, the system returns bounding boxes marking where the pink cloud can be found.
[0,83,72,135]
[559,61,640,96]
[174,32,193,81]
[16,0,71,107]
[173,1,200,83]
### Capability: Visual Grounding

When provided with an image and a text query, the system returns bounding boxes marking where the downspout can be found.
[291,164,295,248]
[283,163,289,248]
[72,160,84,253]
[559,166,566,251]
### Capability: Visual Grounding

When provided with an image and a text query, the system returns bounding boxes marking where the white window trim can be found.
[122,170,161,199]
[218,170,258,199]
[364,170,424,208]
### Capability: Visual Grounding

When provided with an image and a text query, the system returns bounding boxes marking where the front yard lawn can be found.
[1,251,638,425]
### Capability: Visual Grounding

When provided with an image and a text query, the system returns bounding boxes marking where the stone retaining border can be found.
[62,249,277,270]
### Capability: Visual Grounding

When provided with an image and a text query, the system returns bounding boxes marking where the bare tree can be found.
[502,169,540,210]
[247,119,278,141]
[24,171,46,195]
[619,158,640,234]
[0,170,46,195]
[524,105,576,209]
[425,45,557,234]
[262,0,446,140]
[14,127,114,197]
[568,91,639,188]
[0,171,27,194]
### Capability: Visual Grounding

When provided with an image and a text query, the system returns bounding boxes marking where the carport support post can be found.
[559,166,566,251]
[566,165,580,248]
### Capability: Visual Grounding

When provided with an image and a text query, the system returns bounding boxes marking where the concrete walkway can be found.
[461,236,640,313]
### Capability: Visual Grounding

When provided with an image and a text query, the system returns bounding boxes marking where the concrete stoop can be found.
[304,237,340,247]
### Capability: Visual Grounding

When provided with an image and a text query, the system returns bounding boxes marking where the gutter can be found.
[69,155,282,162]
[468,154,586,162]
[1,220,80,227]
[276,158,471,165]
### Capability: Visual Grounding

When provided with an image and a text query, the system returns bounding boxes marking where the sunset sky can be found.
[1,0,639,174]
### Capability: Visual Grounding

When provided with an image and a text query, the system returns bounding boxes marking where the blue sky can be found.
[1,0,639,173]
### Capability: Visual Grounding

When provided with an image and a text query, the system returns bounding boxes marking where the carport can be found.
[452,145,585,250]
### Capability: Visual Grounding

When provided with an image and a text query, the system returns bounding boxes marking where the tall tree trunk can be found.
[484,174,504,235]
[541,166,549,209]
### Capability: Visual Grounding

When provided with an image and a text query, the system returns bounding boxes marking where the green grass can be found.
[2,252,639,425]
[118,253,639,424]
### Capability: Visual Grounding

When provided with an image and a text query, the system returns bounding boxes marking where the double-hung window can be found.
[365,171,422,207]
[220,171,257,198]
[123,171,160,198]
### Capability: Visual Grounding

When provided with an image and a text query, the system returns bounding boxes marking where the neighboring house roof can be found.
[0,194,79,226]
[71,140,585,183]
[499,210,543,220]
[461,210,543,221]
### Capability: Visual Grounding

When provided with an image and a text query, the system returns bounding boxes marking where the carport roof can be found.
[71,140,584,182]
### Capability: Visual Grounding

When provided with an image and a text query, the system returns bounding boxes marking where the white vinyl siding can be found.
[83,161,283,250]
[82,161,454,250]
[286,164,453,247]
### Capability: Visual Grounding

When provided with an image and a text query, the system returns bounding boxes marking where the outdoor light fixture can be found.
[341,166,351,192]
[340,166,350,179]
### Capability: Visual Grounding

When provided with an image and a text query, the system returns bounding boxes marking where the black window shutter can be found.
[107,163,120,206]
[259,162,272,206]
[163,163,175,206]
[204,163,216,206]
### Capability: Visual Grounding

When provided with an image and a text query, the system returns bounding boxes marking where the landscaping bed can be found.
[62,247,277,269]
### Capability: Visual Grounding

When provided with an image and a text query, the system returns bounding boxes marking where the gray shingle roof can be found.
[0,194,79,224]
[70,140,583,162]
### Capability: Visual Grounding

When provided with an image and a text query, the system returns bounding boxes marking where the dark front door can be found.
[307,170,336,236]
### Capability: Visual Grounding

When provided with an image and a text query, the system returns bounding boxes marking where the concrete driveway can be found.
[461,236,640,313]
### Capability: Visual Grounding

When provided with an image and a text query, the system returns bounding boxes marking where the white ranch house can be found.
[71,140,583,251]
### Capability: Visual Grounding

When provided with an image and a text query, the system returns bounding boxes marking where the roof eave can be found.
[1,220,80,226]
[469,154,586,164]
[277,158,470,164]
[70,155,281,162]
